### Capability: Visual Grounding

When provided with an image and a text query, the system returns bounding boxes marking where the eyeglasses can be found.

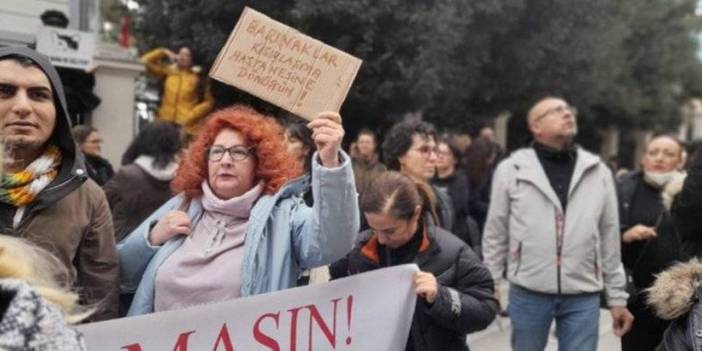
[533,104,578,122]
[436,149,453,158]
[207,145,254,162]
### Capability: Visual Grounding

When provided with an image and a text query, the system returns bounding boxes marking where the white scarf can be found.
[134,155,178,181]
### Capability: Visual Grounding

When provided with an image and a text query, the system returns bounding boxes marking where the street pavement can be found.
[467,310,621,350]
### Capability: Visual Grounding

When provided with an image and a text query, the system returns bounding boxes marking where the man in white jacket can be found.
[482,97,633,351]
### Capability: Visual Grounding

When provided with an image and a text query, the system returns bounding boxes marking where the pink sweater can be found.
[154,181,263,312]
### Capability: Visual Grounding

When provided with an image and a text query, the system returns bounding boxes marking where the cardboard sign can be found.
[210,7,362,121]
[78,265,418,350]
[36,26,95,70]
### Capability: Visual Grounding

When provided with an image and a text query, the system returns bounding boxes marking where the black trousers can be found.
[621,294,670,351]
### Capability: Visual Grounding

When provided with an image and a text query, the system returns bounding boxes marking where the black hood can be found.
[0,46,85,176]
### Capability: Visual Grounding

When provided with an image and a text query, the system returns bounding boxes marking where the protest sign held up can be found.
[210,7,362,121]
[78,265,418,350]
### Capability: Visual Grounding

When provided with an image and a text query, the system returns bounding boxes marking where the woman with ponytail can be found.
[329,171,498,351]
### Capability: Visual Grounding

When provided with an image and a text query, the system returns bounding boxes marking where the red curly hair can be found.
[171,105,302,199]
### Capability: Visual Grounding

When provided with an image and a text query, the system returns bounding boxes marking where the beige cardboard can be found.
[210,7,362,121]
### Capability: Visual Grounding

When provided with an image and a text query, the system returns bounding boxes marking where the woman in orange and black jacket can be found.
[330,171,497,351]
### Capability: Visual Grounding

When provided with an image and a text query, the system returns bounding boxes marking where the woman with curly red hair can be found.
[118,105,359,316]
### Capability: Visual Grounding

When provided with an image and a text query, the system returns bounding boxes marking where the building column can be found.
[92,51,143,167]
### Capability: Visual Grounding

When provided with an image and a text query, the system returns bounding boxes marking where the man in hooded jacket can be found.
[0,46,118,320]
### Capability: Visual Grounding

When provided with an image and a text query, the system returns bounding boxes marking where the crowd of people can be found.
[2,43,702,351]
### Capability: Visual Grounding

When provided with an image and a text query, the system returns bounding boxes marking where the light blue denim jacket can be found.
[118,151,359,316]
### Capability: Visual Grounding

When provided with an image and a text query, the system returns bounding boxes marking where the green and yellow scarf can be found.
[0,145,62,207]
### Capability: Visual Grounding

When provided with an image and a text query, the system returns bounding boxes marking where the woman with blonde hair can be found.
[0,236,90,350]
[617,135,686,350]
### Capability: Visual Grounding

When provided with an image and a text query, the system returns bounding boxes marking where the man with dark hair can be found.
[381,119,454,230]
[482,96,633,350]
[351,128,386,198]
[0,46,118,320]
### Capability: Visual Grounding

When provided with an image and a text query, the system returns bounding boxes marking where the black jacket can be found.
[617,170,644,234]
[618,171,676,351]
[635,150,702,291]
[671,150,702,259]
[617,170,666,271]
[433,170,479,248]
[433,185,455,232]
[330,223,498,351]
[433,170,470,224]
[84,154,114,186]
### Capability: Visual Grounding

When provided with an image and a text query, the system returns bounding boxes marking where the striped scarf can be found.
[0,145,62,207]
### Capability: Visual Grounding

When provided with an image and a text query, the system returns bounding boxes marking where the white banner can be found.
[36,26,95,70]
[78,265,419,351]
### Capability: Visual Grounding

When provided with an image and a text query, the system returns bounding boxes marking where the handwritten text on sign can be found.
[77,265,418,350]
[209,7,362,121]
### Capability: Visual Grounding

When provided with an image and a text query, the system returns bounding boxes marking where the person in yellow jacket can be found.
[141,46,214,135]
